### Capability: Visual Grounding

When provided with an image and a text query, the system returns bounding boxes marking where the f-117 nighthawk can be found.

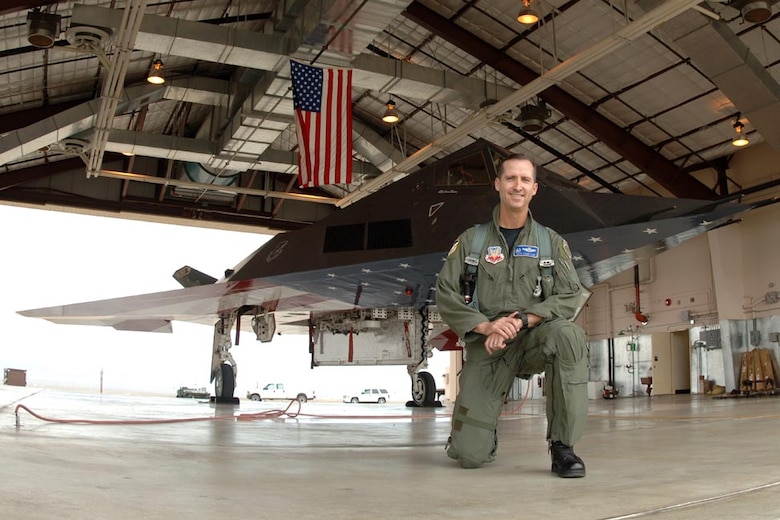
[19,139,754,405]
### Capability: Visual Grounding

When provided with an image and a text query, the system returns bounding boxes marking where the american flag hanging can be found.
[290,60,353,188]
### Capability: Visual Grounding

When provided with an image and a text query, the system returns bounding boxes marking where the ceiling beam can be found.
[403,1,719,201]
[338,0,715,207]
[0,189,309,232]
[98,169,340,205]
[0,1,61,16]
[638,0,780,151]
[0,156,82,190]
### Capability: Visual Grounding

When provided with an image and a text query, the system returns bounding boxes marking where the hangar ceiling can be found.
[1,0,779,233]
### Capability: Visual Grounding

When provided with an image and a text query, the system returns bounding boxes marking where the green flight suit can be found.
[436,205,590,468]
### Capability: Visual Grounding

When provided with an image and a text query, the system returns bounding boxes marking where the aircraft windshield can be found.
[434,151,492,187]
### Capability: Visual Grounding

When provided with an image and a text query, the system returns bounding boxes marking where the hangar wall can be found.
[584,144,780,397]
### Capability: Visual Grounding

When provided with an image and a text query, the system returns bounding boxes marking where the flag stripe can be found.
[324,69,333,185]
[290,60,353,188]
[334,72,341,187]
[297,111,312,181]
[343,71,353,182]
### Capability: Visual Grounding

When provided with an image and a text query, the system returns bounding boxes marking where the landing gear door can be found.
[252,312,276,343]
[310,308,423,366]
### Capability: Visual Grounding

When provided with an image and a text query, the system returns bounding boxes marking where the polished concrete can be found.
[2,385,779,520]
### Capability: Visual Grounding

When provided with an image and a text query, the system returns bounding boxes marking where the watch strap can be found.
[519,312,529,329]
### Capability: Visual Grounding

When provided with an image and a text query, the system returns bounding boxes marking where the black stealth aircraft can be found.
[19,140,754,405]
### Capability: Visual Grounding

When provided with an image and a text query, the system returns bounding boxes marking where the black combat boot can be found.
[549,441,586,478]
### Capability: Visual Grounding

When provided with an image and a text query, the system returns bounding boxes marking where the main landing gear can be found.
[407,370,442,408]
[214,362,237,404]
[209,308,275,405]
[210,313,240,404]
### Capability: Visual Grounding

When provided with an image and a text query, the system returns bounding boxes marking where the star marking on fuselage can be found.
[588,236,602,243]
[643,228,658,234]
[399,263,410,268]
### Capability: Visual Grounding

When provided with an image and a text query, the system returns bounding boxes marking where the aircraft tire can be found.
[296,394,308,403]
[411,371,436,406]
[215,363,235,400]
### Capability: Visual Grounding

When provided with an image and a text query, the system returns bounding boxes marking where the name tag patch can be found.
[514,245,539,258]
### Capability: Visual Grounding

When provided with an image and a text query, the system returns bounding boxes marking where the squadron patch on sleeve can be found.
[447,239,459,257]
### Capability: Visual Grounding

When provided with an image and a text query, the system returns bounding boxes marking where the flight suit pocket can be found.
[479,354,516,398]
[555,355,589,387]
[474,265,500,315]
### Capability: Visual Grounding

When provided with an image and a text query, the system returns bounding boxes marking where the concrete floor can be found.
[2,385,779,520]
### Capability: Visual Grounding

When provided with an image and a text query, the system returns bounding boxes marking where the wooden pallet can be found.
[738,348,777,395]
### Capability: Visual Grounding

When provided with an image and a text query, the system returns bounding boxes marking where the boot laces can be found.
[551,441,580,464]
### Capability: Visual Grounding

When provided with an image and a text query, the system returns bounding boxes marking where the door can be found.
[670,330,691,393]
[651,331,692,395]
[651,332,672,395]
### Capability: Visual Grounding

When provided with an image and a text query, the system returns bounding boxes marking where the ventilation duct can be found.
[175,162,242,203]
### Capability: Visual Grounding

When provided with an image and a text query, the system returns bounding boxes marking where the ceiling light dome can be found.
[517,0,539,25]
[26,10,61,48]
[147,59,165,85]
[517,100,551,132]
[732,120,749,147]
[382,99,399,124]
[741,1,772,23]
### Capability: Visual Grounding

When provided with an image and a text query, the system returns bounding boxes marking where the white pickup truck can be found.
[246,383,316,403]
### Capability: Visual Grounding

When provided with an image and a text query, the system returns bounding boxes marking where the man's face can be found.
[494,158,538,212]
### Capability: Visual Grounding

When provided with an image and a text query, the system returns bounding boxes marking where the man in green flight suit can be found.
[436,153,590,477]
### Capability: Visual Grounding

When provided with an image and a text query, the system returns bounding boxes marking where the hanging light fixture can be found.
[147,59,165,85]
[732,115,749,147]
[382,99,399,124]
[517,0,539,25]
[517,99,551,132]
[26,10,61,48]
[740,1,773,23]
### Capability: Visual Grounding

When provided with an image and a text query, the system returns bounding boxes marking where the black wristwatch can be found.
[518,312,529,329]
